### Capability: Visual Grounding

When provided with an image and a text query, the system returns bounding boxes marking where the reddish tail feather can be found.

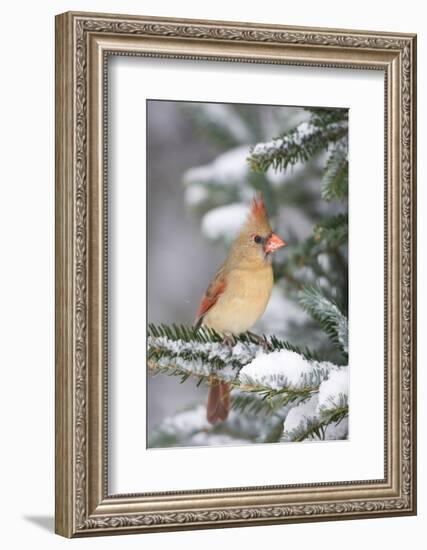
[207,376,230,424]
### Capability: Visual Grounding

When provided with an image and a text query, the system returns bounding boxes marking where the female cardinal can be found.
[194,193,286,424]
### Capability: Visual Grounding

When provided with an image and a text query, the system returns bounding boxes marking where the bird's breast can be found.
[202,266,273,335]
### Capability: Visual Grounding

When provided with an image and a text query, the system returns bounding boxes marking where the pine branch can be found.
[281,403,349,442]
[274,214,348,294]
[313,213,348,249]
[321,143,348,201]
[148,323,320,362]
[304,107,348,128]
[247,121,347,174]
[298,284,348,354]
[231,386,316,415]
[148,324,342,419]
[282,416,325,442]
[281,407,348,442]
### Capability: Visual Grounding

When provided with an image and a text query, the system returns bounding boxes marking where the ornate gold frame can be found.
[55,11,417,537]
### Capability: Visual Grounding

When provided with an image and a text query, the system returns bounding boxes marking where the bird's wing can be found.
[194,267,227,328]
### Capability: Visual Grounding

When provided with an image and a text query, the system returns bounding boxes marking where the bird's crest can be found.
[246,192,271,234]
[250,192,268,222]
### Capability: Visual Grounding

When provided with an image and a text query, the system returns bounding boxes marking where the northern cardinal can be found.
[194,193,287,424]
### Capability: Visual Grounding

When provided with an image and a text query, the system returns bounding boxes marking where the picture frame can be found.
[55,11,417,537]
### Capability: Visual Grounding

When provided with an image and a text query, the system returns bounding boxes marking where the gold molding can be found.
[55,11,417,537]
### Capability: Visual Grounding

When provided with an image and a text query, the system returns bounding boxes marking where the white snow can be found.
[280,368,349,441]
[231,341,259,364]
[148,335,261,381]
[295,121,314,140]
[159,405,210,436]
[239,349,338,390]
[282,394,319,435]
[251,137,284,157]
[201,202,249,242]
[318,367,349,410]
[282,387,349,441]
[250,122,316,160]
[183,146,250,188]
[325,416,348,440]
[184,184,209,207]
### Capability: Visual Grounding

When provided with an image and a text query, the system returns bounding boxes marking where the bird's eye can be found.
[254,235,262,244]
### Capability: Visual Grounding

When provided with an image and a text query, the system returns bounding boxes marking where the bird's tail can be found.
[207,375,230,425]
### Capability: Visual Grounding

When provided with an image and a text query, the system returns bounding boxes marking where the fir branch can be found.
[147,326,323,388]
[304,107,348,128]
[282,404,349,442]
[274,214,348,292]
[148,323,321,362]
[298,284,348,354]
[319,405,349,426]
[147,324,339,419]
[231,386,315,415]
[247,121,347,174]
[313,213,348,249]
[282,416,325,442]
[321,143,348,201]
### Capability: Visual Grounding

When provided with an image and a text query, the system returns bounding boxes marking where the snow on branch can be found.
[247,121,347,174]
[148,324,346,419]
[148,334,259,383]
[239,349,338,391]
[281,367,349,442]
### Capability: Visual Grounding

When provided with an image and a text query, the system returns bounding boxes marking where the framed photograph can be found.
[55,11,417,537]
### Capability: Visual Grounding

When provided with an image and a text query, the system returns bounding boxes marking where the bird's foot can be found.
[247,331,272,351]
[222,333,236,348]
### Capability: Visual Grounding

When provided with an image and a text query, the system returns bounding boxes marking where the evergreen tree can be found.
[148,104,349,447]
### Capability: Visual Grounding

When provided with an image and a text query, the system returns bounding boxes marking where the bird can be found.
[194,193,287,424]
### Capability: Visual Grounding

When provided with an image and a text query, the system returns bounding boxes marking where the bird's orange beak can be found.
[264,233,287,254]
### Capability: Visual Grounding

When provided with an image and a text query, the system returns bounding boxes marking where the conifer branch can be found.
[281,404,349,442]
[147,324,345,420]
[230,386,316,415]
[298,285,348,354]
[247,121,347,174]
[313,213,348,249]
[305,107,348,128]
[321,143,348,201]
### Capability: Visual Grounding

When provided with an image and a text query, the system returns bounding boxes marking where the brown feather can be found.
[194,269,227,328]
[250,192,268,223]
[207,376,230,424]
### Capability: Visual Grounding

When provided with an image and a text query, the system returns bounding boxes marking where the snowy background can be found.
[146,99,348,443]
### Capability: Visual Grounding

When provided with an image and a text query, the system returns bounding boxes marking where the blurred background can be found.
[146,100,348,440]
